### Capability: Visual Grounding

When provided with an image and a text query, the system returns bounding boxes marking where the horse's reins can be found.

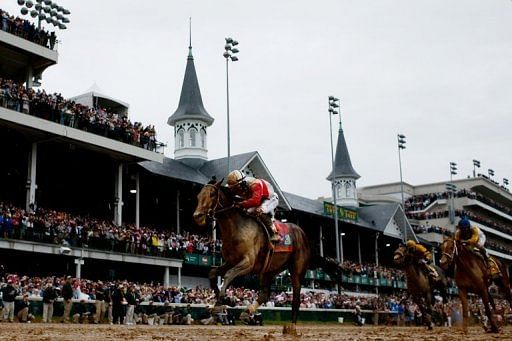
[205,184,234,224]
[442,239,458,263]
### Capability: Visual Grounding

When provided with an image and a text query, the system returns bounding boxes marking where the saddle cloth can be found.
[272,221,294,253]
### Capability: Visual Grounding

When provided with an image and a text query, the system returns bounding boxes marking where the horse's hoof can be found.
[282,325,298,336]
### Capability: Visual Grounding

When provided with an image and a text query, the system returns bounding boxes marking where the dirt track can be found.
[0,324,510,341]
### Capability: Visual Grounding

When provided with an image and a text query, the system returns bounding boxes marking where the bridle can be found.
[442,239,458,264]
[204,184,234,221]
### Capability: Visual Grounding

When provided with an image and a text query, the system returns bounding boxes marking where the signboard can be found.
[323,202,358,222]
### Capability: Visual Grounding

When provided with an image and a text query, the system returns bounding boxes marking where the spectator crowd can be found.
[1,271,510,327]
[0,201,221,260]
[1,8,57,49]
[0,78,160,151]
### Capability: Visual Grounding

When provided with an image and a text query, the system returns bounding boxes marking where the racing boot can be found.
[258,213,280,243]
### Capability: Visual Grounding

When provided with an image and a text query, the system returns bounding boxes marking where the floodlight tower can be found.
[17,0,71,31]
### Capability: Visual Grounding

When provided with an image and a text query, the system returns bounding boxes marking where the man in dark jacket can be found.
[94,282,106,324]
[111,284,126,324]
[61,276,74,323]
[16,294,34,323]
[1,279,17,322]
[42,282,57,323]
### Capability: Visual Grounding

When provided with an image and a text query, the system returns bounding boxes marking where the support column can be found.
[74,258,84,279]
[319,225,324,257]
[375,233,380,266]
[26,65,33,89]
[177,267,182,288]
[114,163,123,226]
[26,143,38,212]
[163,266,170,288]
[357,233,362,264]
[135,172,140,228]
[176,189,180,234]
[431,246,436,264]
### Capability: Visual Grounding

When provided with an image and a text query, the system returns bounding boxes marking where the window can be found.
[345,181,353,198]
[189,127,197,147]
[200,129,206,148]
[178,129,185,148]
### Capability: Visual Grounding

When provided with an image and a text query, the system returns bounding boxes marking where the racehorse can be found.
[393,245,449,329]
[193,180,311,334]
[439,237,512,333]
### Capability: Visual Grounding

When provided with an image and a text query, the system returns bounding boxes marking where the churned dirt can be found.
[0,324,510,340]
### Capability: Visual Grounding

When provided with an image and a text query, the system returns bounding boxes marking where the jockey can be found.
[406,240,438,279]
[227,170,280,242]
[454,217,490,267]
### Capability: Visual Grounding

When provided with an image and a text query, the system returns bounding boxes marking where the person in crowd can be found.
[72,299,91,323]
[61,276,74,323]
[42,282,57,323]
[16,294,34,323]
[227,170,280,242]
[111,284,127,324]
[157,301,174,325]
[354,304,364,326]
[124,285,137,325]
[405,240,438,280]
[93,281,106,324]
[1,278,17,322]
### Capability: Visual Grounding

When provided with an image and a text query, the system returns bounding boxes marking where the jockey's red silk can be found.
[239,179,270,209]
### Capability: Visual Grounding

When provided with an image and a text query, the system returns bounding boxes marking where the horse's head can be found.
[193,180,223,227]
[393,244,409,266]
[439,237,456,270]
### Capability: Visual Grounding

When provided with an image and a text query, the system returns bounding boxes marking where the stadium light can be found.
[450,162,457,177]
[18,0,71,30]
[503,178,509,188]
[472,159,480,177]
[397,133,407,242]
[488,169,495,179]
[328,95,342,263]
[224,36,239,176]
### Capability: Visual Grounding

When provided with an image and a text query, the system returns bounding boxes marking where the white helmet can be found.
[227,170,245,188]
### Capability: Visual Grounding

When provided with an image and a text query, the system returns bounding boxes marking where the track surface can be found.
[0,324,510,340]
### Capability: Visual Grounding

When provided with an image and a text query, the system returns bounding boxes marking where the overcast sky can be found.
[5,0,512,199]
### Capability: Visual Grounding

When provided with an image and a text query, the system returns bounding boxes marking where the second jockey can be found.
[406,240,438,279]
[226,170,280,242]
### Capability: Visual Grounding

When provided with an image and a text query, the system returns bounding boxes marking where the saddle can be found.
[468,247,501,279]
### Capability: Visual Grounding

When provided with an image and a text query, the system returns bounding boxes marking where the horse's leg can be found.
[218,257,253,300]
[209,262,231,298]
[257,272,274,306]
[480,288,499,333]
[459,288,469,334]
[424,292,434,330]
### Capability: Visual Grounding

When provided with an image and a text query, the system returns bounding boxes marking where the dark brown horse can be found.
[193,180,311,333]
[393,244,449,330]
[439,237,512,333]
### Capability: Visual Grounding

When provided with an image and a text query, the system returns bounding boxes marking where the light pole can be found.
[223,37,239,175]
[397,134,406,242]
[504,178,509,189]
[18,0,70,30]
[328,96,341,263]
[488,169,495,181]
[472,159,481,178]
[448,162,457,224]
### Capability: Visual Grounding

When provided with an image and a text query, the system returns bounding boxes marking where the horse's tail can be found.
[310,254,341,284]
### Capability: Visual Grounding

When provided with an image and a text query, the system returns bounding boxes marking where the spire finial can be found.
[188,17,193,58]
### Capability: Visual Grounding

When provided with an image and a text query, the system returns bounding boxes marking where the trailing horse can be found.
[393,244,449,329]
[439,237,512,333]
[193,179,311,334]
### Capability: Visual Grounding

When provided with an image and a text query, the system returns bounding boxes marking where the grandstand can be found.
[359,178,512,264]
[0,5,420,298]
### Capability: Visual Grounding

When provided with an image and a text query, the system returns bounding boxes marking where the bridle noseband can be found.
[204,184,233,221]
[442,239,457,263]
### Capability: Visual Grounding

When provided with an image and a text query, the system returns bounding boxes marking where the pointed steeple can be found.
[327,121,360,208]
[168,22,214,168]
[167,21,214,126]
[327,123,360,181]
